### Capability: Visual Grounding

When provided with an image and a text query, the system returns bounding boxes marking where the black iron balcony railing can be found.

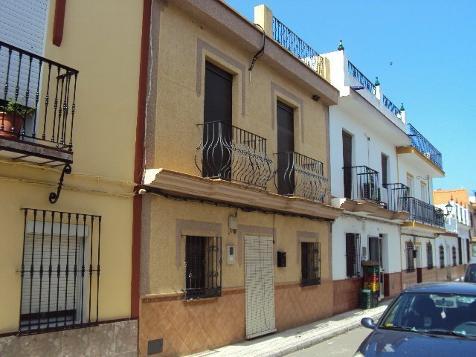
[382,183,409,212]
[195,120,273,189]
[343,165,380,203]
[275,151,328,203]
[382,95,401,117]
[347,61,375,95]
[407,124,443,170]
[402,196,445,228]
[272,17,327,78]
[0,41,78,152]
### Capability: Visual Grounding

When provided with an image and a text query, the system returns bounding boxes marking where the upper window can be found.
[185,236,222,300]
[301,242,321,286]
[20,208,101,333]
[420,181,428,203]
[345,233,361,278]
[406,174,414,197]
[381,154,389,187]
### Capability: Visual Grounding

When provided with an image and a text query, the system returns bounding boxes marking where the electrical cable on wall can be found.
[248,23,266,82]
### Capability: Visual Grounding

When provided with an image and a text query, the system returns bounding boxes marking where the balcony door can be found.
[277,101,294,195]
[342,131,353,199]
[203,61,232,179]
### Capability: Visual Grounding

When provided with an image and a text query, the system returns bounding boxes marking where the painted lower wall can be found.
[139,194,333,355]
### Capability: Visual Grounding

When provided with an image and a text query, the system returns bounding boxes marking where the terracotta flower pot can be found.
[0,111,23,139]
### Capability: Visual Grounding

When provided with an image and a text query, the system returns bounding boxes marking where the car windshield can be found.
[465,265,476,283]
[380,292,476,338]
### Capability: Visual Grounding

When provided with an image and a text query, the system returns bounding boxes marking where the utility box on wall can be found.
[277,251,286,267]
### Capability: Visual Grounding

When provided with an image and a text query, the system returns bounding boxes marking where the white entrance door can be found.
[244,235,275,339]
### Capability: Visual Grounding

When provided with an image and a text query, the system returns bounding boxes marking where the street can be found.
[286,327,371,356]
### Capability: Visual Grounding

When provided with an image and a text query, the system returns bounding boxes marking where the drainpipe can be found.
[131,0,152,319]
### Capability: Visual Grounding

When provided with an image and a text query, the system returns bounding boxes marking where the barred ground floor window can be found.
[301,241,321,286]
[426,242,433,269]
[185,236,222,300]
[345,233,361,278]
[19,208,101,333]
[405,241,415,272]
[439,245,445,268]
[452,246,457,267]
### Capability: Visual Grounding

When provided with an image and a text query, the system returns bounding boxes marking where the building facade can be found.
[0,0,142,355]
[136,1,342,355]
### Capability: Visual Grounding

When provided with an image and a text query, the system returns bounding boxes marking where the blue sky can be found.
[226,0,475,191]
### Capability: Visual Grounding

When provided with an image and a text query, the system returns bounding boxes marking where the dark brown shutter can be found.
[342,131,353,199]
[381,154,388,187]
[277,101,295,195]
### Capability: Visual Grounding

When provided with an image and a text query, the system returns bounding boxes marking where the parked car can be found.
[464,260,476,283]
[355,283,476,357]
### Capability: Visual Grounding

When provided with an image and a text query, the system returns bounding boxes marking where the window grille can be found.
[405,241,415,272]
[426,242,433,269]
[301,242,321,286]
[19,208,101,333]
[439,245,445,268]
[345,233,361,278]
[184,236,221,300]
[458,238,463,265]
[452,246,457,267]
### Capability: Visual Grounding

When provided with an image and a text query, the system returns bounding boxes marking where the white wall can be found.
[397,159,435,204]
[332,215,401,280]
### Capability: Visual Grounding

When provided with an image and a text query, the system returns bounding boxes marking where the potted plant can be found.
[0,101,35,139]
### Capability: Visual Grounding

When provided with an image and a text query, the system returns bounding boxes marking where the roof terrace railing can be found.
[272,17,328,80]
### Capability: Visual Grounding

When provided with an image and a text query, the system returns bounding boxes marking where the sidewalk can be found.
[190,301,391,357]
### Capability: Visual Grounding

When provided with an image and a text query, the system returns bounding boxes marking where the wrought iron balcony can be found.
[347,61,375,95]
[272,17,328,80]
[343,165,380,203]
[0,41,78,165]
[407,124,443,170]
[195,120,273,189]
[382,183,409,212]
[401,196,445,228]
[275,151,328,203]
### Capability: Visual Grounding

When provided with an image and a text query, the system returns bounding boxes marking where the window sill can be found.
[301,279,321,287]
[183,296,220,304]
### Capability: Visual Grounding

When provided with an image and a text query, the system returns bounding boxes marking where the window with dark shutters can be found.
[439,245,445,268]
[301,242,320,286]
[406,241,415,272]
[345,233,361,278]
[185,236,222,300]
[427,242,434,269]
[458,238,463,265]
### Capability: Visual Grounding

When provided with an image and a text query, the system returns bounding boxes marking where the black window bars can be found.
[184,236,222,300]
[427,242,434,269]
[19,208,101,334]
[345,233,361,278]
[405,241,415,272]
[301,241,321,286]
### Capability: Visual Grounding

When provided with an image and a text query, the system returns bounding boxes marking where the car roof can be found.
[402,282,476,295]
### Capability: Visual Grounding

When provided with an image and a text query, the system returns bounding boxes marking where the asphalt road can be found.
[286,327,371,357]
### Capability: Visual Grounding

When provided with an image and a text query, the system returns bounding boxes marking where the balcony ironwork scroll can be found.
[407,123,443,170]
[275,151,328,203]
[382,95,401,117]
[0,41,78,151]
[272,17,326,78]
[195,120,273,189]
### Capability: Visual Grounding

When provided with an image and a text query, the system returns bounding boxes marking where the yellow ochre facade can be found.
[138,1,341,355]
[0,0,142,355]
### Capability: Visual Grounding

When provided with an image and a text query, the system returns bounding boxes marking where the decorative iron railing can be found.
[382,183,409,212]
[401,197,445,228]
[19,208,100,333]
[275,151,328,203]
[195,120,273,189]
[347,61,375,95]
[407,124,443,170]
[343,165,380,203]
[382,95,401,117]
[272,17,327,79]
[0,41,78,151]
